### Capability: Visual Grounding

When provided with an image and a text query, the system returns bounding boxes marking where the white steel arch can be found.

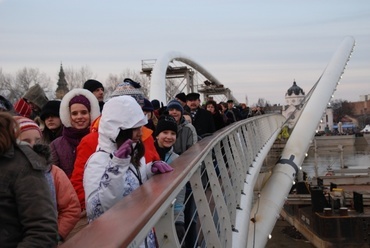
[247,36,355,248]
[149,51,223,104]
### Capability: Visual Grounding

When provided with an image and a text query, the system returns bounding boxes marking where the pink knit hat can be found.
[13,116,42,136]
[14,99,32,118]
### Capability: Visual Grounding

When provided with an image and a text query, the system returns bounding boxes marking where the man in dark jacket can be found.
[184,92,215,138]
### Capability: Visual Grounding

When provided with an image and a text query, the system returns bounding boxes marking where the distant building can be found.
[55,64,69,99]
[359,94,370,102]
[282,81,306,129]
[282,80,334,132]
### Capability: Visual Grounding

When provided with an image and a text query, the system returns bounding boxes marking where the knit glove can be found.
[151,161,174,174]
[114,139,132,159]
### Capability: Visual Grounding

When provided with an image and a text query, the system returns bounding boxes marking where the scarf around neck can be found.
[62,126,90,147]
[154,141,171,161]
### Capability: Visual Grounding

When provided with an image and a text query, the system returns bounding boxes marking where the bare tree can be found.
[0,68,14,100]
[104,69,150,98]
[0,67,53,103]
[104,73,121,97]
[64,65,96,90]
[331,99,354,123]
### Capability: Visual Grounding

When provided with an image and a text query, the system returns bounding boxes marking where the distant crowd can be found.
[0,78,264,247]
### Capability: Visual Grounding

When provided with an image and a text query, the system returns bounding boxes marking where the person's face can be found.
[132,127,143,143]
[168,108,182,123]
[70,103,90,129]
[44,116,62,131]
[227,102,233,109]
[186,99,200,111]
[19,129,41,147]
[92,88,104,102]
[206,104,215,114]
[156,130,176,148]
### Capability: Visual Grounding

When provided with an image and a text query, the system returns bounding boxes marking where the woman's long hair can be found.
[0,112,19,155]
[42,124,63,144]
[115,128,145,167]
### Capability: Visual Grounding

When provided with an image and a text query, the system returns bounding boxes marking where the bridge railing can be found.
[61,114,285,248]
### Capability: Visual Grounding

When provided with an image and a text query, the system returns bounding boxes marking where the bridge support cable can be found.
[232,121,283,248]
[247,36,356,248]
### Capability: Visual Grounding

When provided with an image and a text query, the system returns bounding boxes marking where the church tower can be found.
[282,80,306,128]
[55,63,69,99]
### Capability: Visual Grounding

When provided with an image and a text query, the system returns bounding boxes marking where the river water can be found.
[301,137,370,179]
[266,137,370,247]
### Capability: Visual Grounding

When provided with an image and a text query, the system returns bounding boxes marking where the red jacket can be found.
[70,116,159,210]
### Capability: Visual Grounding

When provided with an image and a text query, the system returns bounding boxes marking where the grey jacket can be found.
[173,117,198,155]
[0,144,58,248]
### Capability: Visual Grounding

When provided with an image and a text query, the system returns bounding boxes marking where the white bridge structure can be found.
[62,37,355,248]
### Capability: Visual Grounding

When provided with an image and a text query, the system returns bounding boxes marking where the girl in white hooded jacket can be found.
[83,95,172,248]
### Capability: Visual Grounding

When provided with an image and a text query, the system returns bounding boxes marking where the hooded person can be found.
[50,89,100,178]
[83,79,105,112]
[22,84,49,119]
[70,79,160,212]
[84,96,173,247]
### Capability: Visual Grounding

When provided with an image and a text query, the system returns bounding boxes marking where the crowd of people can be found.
[0,78,264,247]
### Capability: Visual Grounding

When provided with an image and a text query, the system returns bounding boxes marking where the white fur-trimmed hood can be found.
[98,95,147,153]
[60,88,100,128]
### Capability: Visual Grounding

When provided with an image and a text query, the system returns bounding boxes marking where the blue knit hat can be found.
[166,99,183,114]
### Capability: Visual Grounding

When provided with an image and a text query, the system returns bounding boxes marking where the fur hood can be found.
[98,95,147,153]
[60,89,100,128]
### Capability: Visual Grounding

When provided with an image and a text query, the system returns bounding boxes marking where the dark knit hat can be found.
[166,99,184,114]
[142,98,154,112]
[83,79,104,92]
[151,99,160,110]
[175,92,186,103]
[155,115,178,137]
[14,98,31,118]
[40,100,61,121]
[69,95,91,111]
[110,78,144,106]
[186,92,200,101]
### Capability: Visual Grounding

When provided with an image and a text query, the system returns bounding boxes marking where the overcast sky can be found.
[1,0,369,105]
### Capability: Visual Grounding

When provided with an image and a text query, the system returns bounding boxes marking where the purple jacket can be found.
[50,136,79,178]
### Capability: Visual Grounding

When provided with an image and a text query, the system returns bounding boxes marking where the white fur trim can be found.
[59,89,101,128]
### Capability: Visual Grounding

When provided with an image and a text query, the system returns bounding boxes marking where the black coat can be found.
[185,106,216,137]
